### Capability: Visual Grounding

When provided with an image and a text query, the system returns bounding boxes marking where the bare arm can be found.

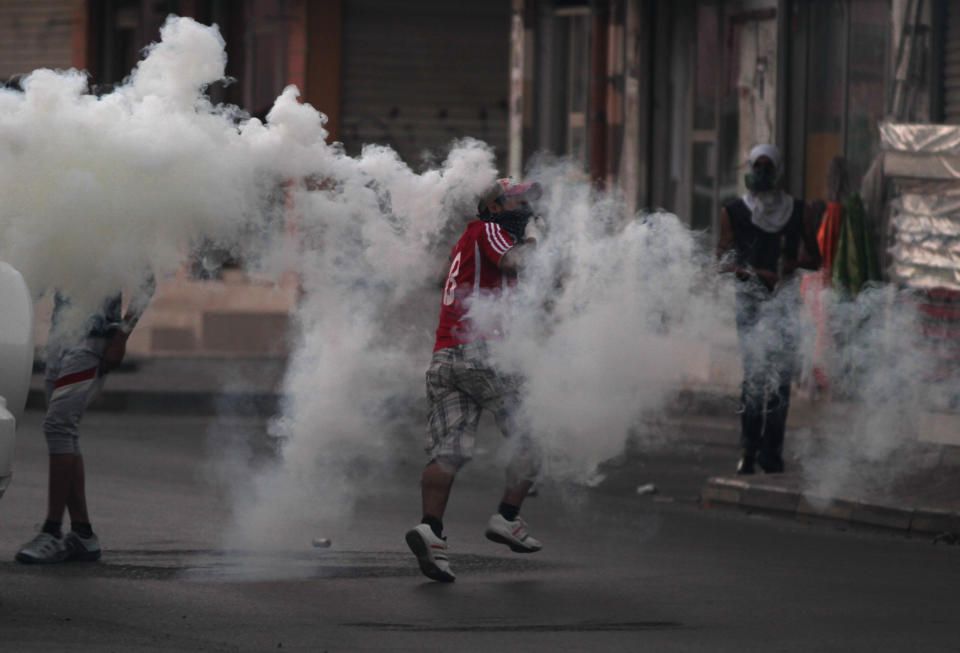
[100,273,156,374]
[121,273,156,333]
[498,218,545,275]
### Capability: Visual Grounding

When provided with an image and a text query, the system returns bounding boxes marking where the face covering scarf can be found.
[490,207,533,244]
[743,144,794,233]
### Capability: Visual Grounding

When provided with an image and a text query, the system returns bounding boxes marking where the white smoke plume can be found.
[471,168,716,481]
[0,17,326,327]
[1,16,953,553]
[232,142,497,548]
[0,16,496,550]
[793,284,947,501]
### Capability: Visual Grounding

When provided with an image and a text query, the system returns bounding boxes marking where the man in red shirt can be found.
[406,178,544,582]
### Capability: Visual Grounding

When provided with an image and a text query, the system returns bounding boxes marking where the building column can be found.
[283,0,342,141]
[509,0,534,179]
[287,1,309,97]
[588,0,610,185]
[70,0,89,70]
[618,0,649,214]
[606,0,625,191]
[305,0,342,142]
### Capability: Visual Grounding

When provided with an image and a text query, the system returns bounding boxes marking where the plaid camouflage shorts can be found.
[425,341,538,473]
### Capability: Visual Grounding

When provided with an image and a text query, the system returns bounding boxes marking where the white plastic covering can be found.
[882,123,960,289]
[889,195,960,289]
[880,122,960,154]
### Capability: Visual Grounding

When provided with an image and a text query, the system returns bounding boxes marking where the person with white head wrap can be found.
[716,143,821,477]
[743,144,796,233]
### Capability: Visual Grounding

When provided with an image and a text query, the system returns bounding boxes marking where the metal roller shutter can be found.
[945,0,960,123]
[340,0,510,170]
[0,0,75,80]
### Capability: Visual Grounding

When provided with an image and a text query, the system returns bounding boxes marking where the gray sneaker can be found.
[15,532,69,564]
[405,524,455,582]
[485,513,542,553]
[64,531,101,562]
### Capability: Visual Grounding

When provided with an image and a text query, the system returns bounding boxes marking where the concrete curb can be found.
[26,388,281,417]
[701,476,960,535]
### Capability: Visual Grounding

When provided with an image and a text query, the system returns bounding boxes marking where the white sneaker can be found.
[405,523,455,582]
[64,531,102,561]
[485,513,542,553]
[15,532,69,564]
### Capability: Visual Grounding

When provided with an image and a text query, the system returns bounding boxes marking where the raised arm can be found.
[100,272,156,374]
[497,216,545,275]
[121,272,156,334]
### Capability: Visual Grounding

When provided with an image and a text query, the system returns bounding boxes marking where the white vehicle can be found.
[0,260,34,498]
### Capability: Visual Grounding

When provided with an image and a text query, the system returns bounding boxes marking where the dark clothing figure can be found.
[733,278,797,470]
[725,197,805,472]
[725,197,805,278]
[718,144,819,474]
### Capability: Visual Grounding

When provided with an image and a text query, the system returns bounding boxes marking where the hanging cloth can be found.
[817,201,844,276]
[803,202,843,393]
[832,193,881,296]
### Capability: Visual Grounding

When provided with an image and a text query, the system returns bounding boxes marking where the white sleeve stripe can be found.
[494,224,514,252]
[486,222,511,255]
[485,222,507,255]
[485,223,507,254]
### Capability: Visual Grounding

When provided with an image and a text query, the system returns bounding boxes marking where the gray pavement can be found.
[1,410,958,651]
[27,355,960,535]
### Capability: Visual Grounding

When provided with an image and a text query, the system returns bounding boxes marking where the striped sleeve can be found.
[479,222,515,263]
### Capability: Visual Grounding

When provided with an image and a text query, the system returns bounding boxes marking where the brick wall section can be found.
[0,0,77,79]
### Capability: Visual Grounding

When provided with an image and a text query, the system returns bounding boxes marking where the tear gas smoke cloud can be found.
[472,168,719,480]
[0,16,496,551]
[232,142,498,549]
[792,284,947,501]
[463,167,955,501]
[0,16,330,328]
[1,16,952,553]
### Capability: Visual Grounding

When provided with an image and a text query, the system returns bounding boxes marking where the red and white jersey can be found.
[434,220,517,351]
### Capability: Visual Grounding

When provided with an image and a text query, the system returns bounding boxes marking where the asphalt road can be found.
[0,410,957,652]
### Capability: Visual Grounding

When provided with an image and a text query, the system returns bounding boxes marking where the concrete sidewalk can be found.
[701,470,960,538]
[663,387,960,537]
[686,393,960,538]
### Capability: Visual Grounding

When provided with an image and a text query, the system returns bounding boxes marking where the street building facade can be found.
[3,0,960,358]
[507,0,919,232]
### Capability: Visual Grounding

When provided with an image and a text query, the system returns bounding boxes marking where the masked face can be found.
[495,206,534,243]
[485,196,534,243]
[745,158,778,192]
